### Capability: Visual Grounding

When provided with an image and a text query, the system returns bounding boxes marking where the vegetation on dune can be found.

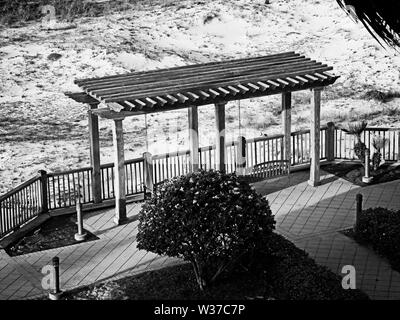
[0,0,129,25]
[337,0,400,48]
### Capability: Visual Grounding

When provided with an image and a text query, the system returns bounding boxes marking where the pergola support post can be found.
[309,88,322,187]
[214,102,226,172]
[112,117,127,225]
[188,106,199,172]
[88,104,102,203]
[282,92,292,164]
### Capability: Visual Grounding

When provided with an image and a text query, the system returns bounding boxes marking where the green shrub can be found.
[355,207,400,266]
[137,170,275,290]
[0,0,124,25]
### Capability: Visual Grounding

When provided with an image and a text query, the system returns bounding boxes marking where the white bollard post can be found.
[74,183,87,241]
[362,148,373,183]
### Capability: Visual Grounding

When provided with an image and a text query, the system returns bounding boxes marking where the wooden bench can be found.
[240,160,291,183]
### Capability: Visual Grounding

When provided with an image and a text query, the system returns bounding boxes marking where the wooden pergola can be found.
[67,51,339,225]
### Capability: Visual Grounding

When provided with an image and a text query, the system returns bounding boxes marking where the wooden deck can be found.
[1,170,400,299]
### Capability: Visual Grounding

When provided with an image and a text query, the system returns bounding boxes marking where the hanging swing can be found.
[144,113,149,152]
[237,99,291,183]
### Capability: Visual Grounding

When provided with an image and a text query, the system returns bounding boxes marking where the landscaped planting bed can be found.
[6,214,98,256]
[323,161,400,186]
[61,232,368,300]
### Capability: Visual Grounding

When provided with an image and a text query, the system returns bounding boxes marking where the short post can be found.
[362,148,373,183]
[354,193,363,232]
[74,185,87,241]
[48,257,63,300]
[143,152,154,198]
[38,170,49,214]
[326,122,335,162]
[235,136,246,176]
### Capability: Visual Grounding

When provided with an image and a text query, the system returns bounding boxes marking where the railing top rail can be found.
[247,134,284,143]
[100,156,144,169]
[152,149,190,160]
[48,166,93,176]
[336,126,399,133]
[0,175,40,202]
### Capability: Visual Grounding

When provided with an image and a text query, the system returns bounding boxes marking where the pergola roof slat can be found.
[257,81,270,90]
[218,87,230,95]
[166,94,178,103]
[295,75,308,83]
[83,59,322,95]
[100,65,333,102]
[237,84,250,93]
[276,78,290,86]
[209,89,220,98]
[286,77,300,84]
[75,51,300,86]
[198,90,210,98]
[266,80,280,87]
[228,86,240,95]
[156,96,168,105]
[80,56,312,92]
[247,83,259,91]
[71,52,339,113]
[305,74,319,81]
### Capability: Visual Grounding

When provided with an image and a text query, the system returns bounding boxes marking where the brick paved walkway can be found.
[254,170,400,299]
[0,169,400,299]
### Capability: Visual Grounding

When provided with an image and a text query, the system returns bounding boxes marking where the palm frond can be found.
[347,120,368,136]
[337,0,400,48]
[372,135,387,151]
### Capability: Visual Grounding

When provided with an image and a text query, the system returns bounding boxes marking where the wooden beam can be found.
[112,118,127,225]
[188,106,199,172]
[88,105,102,203]
[308,88,322,187]
[282,92,292,165]
[214,102,226,172]
[89,78,337,120]
[64,91,100,105]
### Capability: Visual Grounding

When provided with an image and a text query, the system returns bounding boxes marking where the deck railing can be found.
[0,175,43,238]
[1,123,399,239]
[334,126,400,161]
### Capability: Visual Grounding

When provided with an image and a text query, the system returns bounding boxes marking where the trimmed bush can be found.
[355,207,400,267]
[137,170,275,290]
[0,0,123,25]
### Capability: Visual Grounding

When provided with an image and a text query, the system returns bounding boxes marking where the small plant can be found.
[137,170,275,291]
[347,121,368,165]
[371,135,387,171]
